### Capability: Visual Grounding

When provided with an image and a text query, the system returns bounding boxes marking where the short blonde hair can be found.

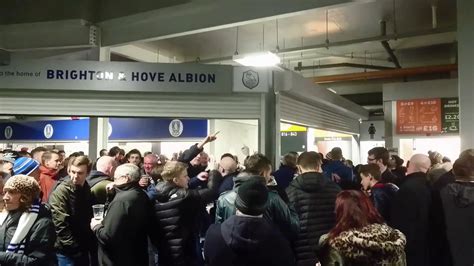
[161,161,188,182]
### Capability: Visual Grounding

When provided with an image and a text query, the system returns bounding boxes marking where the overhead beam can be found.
[0,19,98,51]
[99,0,371,46]
[277,26,455,54]
[0,49,10,65]
[186,28,455,64]
[314,64,457,83]
[111,45,158,63]
[294,62,394,71]
[342,92,383,106]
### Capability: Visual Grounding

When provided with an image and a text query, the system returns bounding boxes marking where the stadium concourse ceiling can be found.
[1,0,457,113]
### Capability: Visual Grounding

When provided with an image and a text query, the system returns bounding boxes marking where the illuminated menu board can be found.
[396,99,442,134]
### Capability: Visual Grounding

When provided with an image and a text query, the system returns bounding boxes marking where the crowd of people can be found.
[0,136,472,266]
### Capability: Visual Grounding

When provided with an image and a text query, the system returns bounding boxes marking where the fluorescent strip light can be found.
[233,51,281,67]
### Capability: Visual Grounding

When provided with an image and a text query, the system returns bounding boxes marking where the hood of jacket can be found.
[39,165,58,178]
[372,182,399,193]
[86,170,111,187]
[447,182,474,207]
[330,223,406,263]
[220,215,272,253]
[273,165,296,177]
[290,171,332,192]
[155,181,187,203]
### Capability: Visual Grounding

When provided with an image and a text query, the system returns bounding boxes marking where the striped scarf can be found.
[0,200,40,254]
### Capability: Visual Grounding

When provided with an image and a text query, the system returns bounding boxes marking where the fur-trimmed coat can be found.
[318,223,406,266]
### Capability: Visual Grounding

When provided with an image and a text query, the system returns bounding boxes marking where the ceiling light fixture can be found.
[233,51,281,67]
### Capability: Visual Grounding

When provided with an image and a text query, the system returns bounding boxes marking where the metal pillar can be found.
[458,0,474,149]
[259,91,280,168]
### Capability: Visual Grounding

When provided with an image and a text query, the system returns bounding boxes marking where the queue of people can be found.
[0,140,472,266]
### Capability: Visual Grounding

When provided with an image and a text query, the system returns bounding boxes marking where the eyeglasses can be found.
[367,157,377,162]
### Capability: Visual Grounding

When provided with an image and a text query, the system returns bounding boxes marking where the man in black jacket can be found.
[390,153,431,266]
[154,162,223,266]
[431,149,474,266]
[91,163,158,266]
[286,151,341,266]
[205,179,295,266]
[178,134,217,178]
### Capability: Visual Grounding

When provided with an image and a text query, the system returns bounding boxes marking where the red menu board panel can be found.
[396,99,442,134]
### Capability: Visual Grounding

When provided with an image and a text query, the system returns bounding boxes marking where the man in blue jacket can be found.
[322,147,353,188]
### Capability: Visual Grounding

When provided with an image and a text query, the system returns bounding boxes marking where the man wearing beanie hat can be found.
[234,178,269,216]
[12,157,41,182]
[0,175,56,265]
[205,178,295,266]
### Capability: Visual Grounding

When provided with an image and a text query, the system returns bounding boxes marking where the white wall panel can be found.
[0,90,262,119]
[280,94,360,134]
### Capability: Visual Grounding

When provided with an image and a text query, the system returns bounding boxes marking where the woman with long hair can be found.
[318,190,406,266]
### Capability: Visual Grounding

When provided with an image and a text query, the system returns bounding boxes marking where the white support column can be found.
[89,117,109,160]
[88,47,111,160]
[458,0,474,149]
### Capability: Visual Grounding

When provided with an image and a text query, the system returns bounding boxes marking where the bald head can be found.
[219,156,237,175]
[407,154,431,175]
[96,156,117,177]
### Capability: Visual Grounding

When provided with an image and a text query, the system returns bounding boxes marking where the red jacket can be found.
[39,165,58,202]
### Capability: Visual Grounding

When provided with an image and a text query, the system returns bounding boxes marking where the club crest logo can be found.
[169,119,184,137]
[44,124,54,139]
[242,70,259,90]
[4,126,12,139]
[108,122,113,137]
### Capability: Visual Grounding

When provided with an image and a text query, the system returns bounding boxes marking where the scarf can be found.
[0,200,40,254]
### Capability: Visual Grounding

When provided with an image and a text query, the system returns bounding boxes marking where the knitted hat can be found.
[4,175,41,200]
[13,157,40,176]
[235,178,268,216]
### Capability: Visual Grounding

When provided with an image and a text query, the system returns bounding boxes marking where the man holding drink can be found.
[90,163,158,266]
